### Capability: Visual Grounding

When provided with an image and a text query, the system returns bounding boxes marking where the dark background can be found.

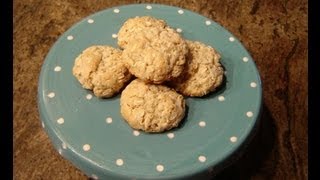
[13,0,307,179]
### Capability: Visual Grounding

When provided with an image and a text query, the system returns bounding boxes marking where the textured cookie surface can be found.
[171,40,224,97]
[120,79,185,133]
[72,46,131,98]
[117,16,167,49]
[118,16,188,84]
[72,46,104,89]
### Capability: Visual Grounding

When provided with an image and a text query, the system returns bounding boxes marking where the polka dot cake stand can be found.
[38,4,262,180]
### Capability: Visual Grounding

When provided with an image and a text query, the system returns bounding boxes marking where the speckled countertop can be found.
[13,0,307,179]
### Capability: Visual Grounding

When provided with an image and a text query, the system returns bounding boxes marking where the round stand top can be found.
[38,4,262,180]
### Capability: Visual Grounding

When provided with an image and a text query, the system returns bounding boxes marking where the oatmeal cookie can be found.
[72,46,104,89]
[171,40,224,97]
[117,16,167,49]
[118,16,188,84]
[72,46,132,98]
[120,79,185,133]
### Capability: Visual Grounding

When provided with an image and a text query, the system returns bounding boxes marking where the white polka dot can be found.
[242,57,249,62]
[54,66,61,72]
[106,117,112,124]
[91,174,98,180]
[229,37,235,42]
[41,121,45,128]
[176,28,182,33]
[156,164,164,172]
[112,34,118,38]
[178,9,184,14]
[114,8,120,13]
[146,5,152,9]
[224,71,227,75]
[47,92,55,98]
[198,155,206,162]
[57,118,64,124]
[86,94,93,100]
[133,130,140,136]
[218,96,225,101]
[230,136,238,143]
[167,133,175,139]
[205,20,211,25]
[87,19,94,23]
[67,35,74,40]
[250,82,257,88]
[199,121,206,127]
[83,144,91,151]
[62,142,67,149]
[246,111,253,117]
[116,159,124,166]
[58,148,62,155]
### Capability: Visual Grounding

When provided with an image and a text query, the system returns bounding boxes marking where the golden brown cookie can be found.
[171,40,224,97]
[72,46,132,98]
[117,16,167,49]
[72,46,104,89]
[118,16,188,84]
[120,79,186,133]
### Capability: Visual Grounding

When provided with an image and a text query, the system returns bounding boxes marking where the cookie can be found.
[72,46,104,89]
[170,40,224,97]
[118,16,188,84]
[117,16,167,49]
[72,46,132,98]
[120,79,185,133]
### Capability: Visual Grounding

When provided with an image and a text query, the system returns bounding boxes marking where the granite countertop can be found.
[13,0,307,179]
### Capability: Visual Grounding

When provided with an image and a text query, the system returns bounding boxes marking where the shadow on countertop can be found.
[214,103,277,180]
